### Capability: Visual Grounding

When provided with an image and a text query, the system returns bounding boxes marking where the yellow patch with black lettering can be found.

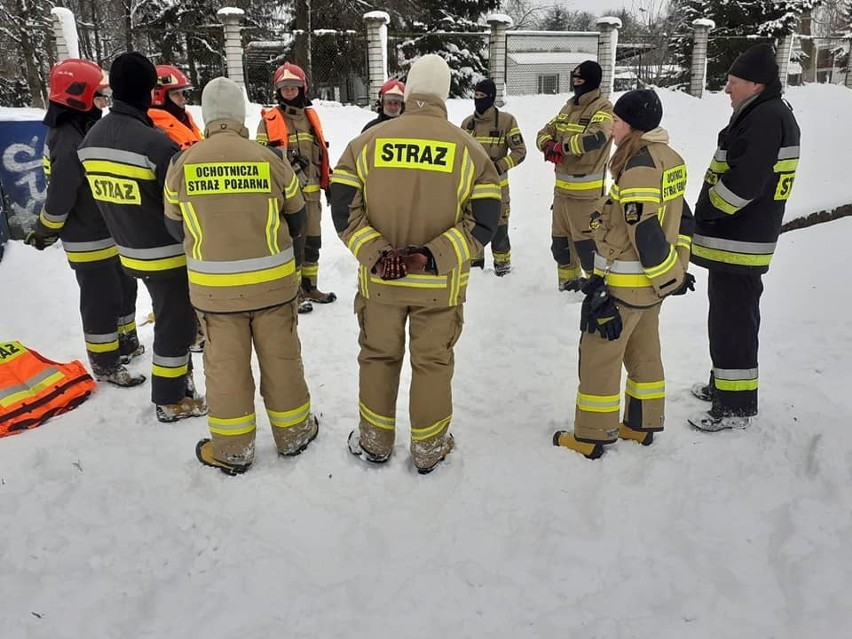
[374,138,456,173]
[662,164,687,202]
[774,173,795,201]
[184,162,272,195]
[87,175,141,205]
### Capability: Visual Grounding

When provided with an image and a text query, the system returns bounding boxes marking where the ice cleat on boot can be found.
[470,257,485,269]
[691,382,714,402]
[413,433,455,475]
[94,364,146,388]
[552,430,606,459]
[195,439,252,476]
[156,396,208,423]
[494,261,512,277]
[618,423,655,446]
[347,429,391,464]
[688,410,752,432]
[278,414,319,457]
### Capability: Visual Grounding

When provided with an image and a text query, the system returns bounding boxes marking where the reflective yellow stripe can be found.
[359,401,395,430]
[471,183,501,200]
[644,246,677,279]
[39,211,66,229]
[0,370,66,408]
[165,185,178,204]
[356,147,370,183]
[677,234,692,250]
[369,273,449,289]
[180,202,203,261]
[86,340,119,353]
[82,159,156,180]
[555,178,604,191]
[303,184,321,193]
[576,392,620,413]
[209,414,257,437]
[617,187,661,203]
[590,110,612,122]
[568,135,582,155]
[504,155,516,170]
[268,401,311,428]
[266,198,280,255]
[188,260,295,287]
[152,364,189,378]
[714,378,759,392]
[347,226,382,258]
[120,254,187,272]
[555,123,585,133]
[708,188,741,214]
[411,415,451,441]
[691,244,773,267]
[66,245,119,263]
[443,227,471,263]
[773,159,799,173]
[709,160,729,173]
[625,378,665,400]
[559,265,582,281]
[285,174,301,198]
[456,148,474,221]
[595,268,652,288]
[330,170,361,189]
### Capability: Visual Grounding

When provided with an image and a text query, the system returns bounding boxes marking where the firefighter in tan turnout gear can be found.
[256,62,336,313]
[537,61,613,292]
[164,77,317,475]
[553,89,695,460]
[330,54,502,474]
[460,78,526,275]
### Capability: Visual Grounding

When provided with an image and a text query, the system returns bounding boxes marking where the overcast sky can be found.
[523,0,670,19]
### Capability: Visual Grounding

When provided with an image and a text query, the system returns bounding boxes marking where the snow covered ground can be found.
[1,85,851,638]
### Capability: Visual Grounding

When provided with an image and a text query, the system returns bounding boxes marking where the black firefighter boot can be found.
[301,277,337,305]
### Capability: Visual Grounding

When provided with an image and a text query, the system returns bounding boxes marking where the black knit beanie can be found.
[728,43,778,84]
[613,89,663,132]
[110,52,158,111]
[474,78,496,114]
[573,61,602,91]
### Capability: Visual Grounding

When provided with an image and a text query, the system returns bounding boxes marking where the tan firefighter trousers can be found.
[199,300,313,463]
[574,303,665,443]
[354,294,464,467]
[552,196,601,284]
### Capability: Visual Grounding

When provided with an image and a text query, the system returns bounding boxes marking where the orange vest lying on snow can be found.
[261,107,331,189]
[0,341,96,438]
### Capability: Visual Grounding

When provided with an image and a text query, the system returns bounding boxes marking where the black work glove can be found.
[492,159,502,174]
[670,272,696,296]
[24,229,58,251]
[581,275,623,341]
[373,249,407,280]
[400,246,437,274]
[291,153,311,172]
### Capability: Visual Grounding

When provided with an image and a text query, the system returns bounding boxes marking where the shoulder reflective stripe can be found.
[359,401,396,430]
[267,401,311,429]
[693,234,776,254]
[187,249,295,275]
[78,147,158,172]
[209,413,257,437]
[777,145,799,159]
[576,392,620,413]
[347,226,382,257]
[411,415,452,441]
[0,368,66,408]
[39,211,67,229]
[709,181,752,214]
[644,246,677,279]
[625,378,665,400]
[593,254,645,274]
[373,138,457,173]
[443,227,471,262]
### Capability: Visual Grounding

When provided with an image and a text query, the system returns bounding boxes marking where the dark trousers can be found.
[143,271,195,405]
[708,270,763,416]
[75,261,137,373]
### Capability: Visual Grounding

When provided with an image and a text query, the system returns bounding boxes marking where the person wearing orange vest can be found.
[256,62,336,313]
[149,65,203,150]
[0,341,96,438]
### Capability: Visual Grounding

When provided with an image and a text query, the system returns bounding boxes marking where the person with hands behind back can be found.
[330,54,501,475]
[553,89,694,460]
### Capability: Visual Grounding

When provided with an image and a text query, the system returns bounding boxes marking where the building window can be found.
[538,74,559,94]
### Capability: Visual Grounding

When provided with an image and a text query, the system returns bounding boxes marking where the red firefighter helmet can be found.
[379,79,405,100]
[273,62,308,94]
[152,65,192,107]
[48,59,109,112]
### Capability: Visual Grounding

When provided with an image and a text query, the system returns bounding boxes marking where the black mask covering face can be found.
[473,78,497,115]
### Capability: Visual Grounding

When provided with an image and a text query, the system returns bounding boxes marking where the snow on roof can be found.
[596,16,623,28]
[692,18,716,29]
[486,14,513,26]
[363,11,390,23]
[508,52,594,66]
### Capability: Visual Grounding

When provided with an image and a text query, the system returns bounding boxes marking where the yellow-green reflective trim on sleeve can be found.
[471,184,502,200]
[576,392,621,413]
[209,414,257,437]
[617,187,662,203]
[180,202,203,261]
[773,159,799,173]
[285,174,301,198]
[411,415,451,441]
[708,188,742,215]
[330,170,361,189]
[677,234,692,250]
[643,246,678,279]
[443,227,471,264]
[165,185,179,204]
[347,226,382,258]
[590,110,612,123]
[39,211,66,230]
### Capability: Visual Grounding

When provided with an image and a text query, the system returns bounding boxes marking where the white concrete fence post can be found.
[846,38,852,90]
[363,11,391,106]
[775,33,795,90]
[487,14,512,106]
[596,17,622,99]
[217,7,246,88]
[50,7,79,61]
[690,18,715,98]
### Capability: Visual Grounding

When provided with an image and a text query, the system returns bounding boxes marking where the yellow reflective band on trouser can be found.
[713,368,758,392]
[118,314,136,333]
[411,415,451,441]
[268,401,311,429]
[359,401,395,431]
[151,354,189,379]
[0,368,66,408]
[84,332,119,354]
[443,227,472,263]
[577,392,621,413]
[493,251,511,264]
[330,170,361,189]
[374,138,457,172]
[643,246,678,279]
[625,378,665,400]
[39,210,66,230]
[81,160,156,181]
[187,252,296,288]
[209,413,257,437]
[347,226,382,258]
[302,264,319,278]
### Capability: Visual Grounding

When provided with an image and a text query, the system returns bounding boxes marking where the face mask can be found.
[474,95,494,114]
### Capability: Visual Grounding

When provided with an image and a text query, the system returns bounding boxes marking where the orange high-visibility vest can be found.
[0,341,96,438]
[149,109,203,150]
[261,106,331,189]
